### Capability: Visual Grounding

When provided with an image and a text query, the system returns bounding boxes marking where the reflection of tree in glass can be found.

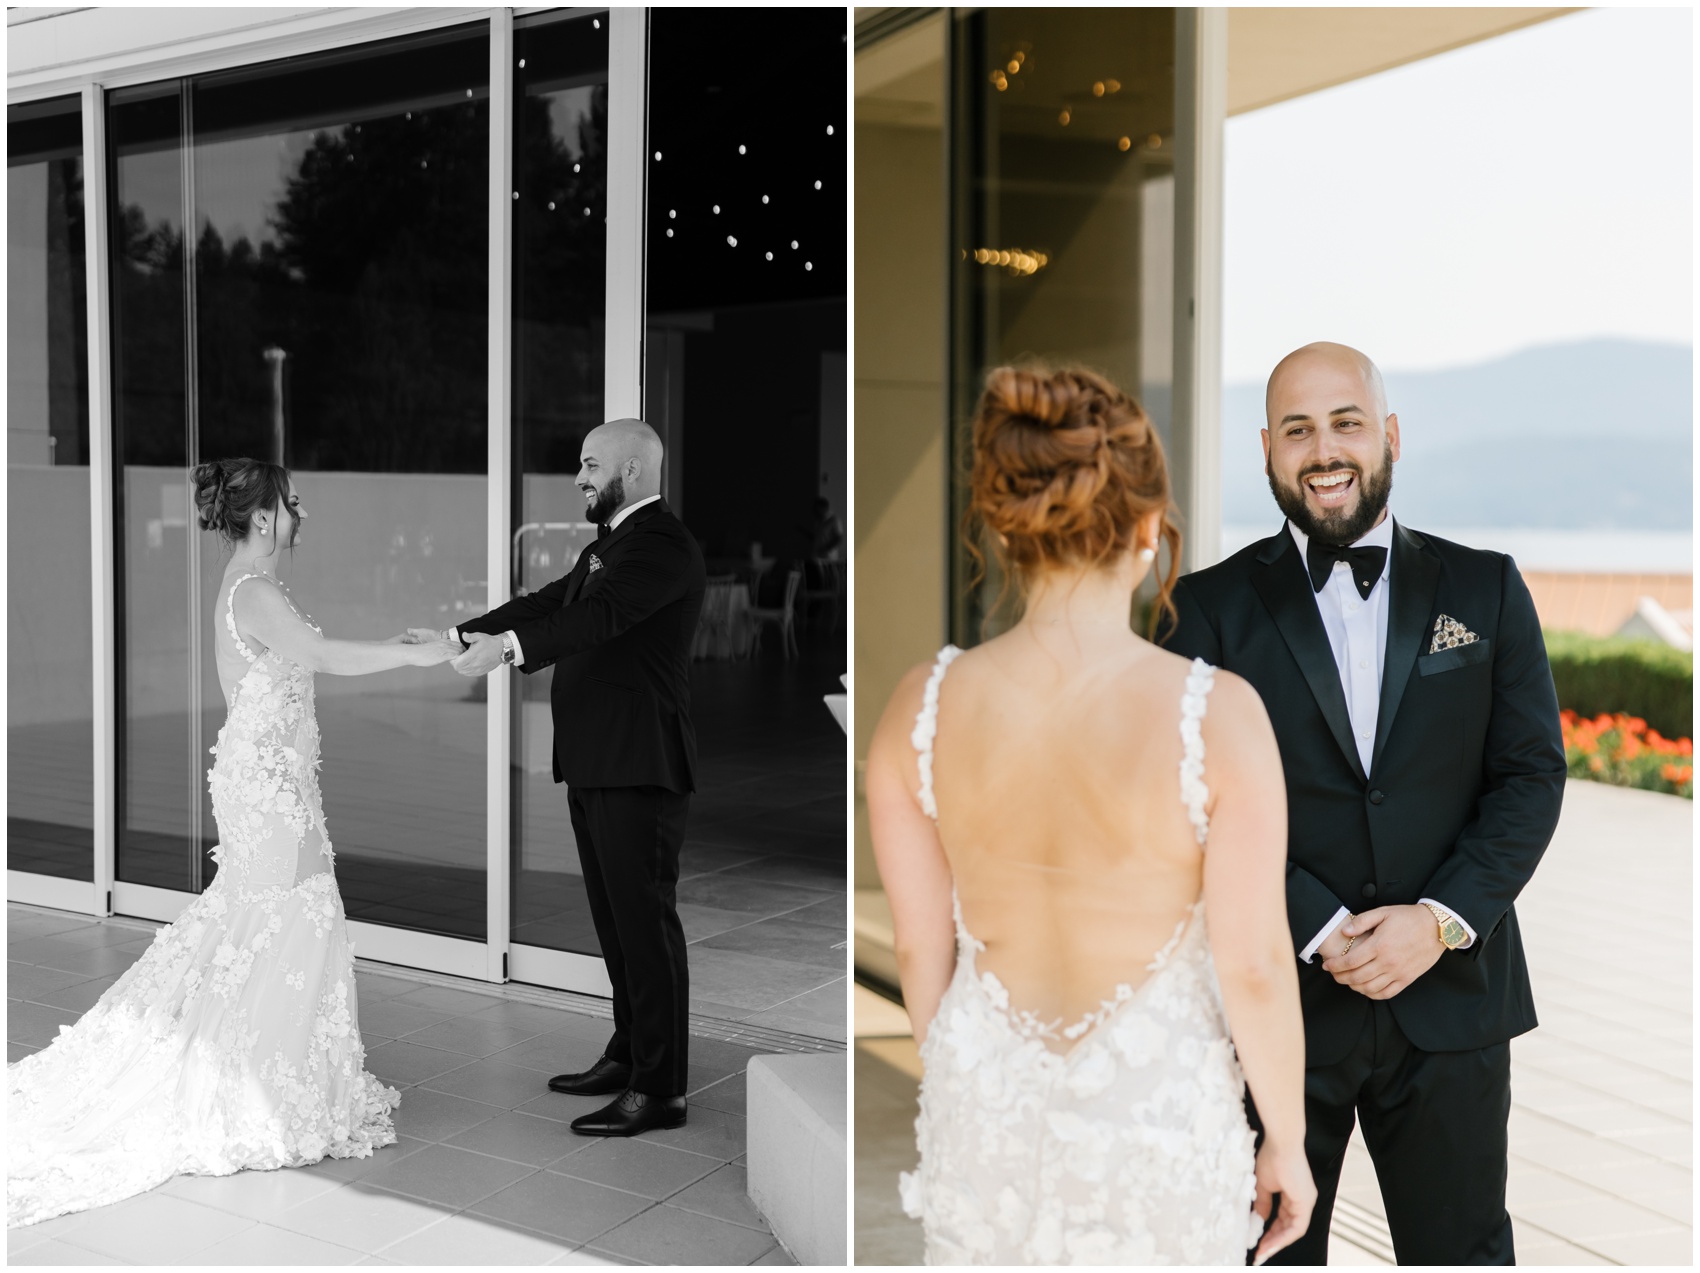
[114,203,188,465]
[117,86,612,476]
[172,102,491,473]
[43,158,89,466]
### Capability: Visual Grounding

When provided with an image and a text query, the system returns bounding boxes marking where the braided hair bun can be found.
[191,461,230,534]
[969,365,1182,632]
[191,458,293,546]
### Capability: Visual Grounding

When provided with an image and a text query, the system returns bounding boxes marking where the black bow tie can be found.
[596,522,611,541]
[1305,540,1386,600]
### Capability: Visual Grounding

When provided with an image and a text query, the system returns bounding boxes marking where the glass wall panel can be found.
[111,26,493,940]
[948,8,1176,642]
[510,11,609,956]
[7,95,93,881]
[640,7,850,989]
[508,8,851,970]
[110,81,200,889]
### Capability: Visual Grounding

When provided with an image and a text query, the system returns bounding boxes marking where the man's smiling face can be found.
[576,433,627,526]
[1263,344,1400,546]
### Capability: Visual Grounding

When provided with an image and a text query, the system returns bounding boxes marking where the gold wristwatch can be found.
[1421,902,1469,950]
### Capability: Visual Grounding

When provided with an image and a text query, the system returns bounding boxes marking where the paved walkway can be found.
[8,903,833,1266]
[852,780,1693,1265]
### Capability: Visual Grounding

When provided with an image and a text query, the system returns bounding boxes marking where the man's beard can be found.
[583,473,625,526]
[1267,438,1394,547]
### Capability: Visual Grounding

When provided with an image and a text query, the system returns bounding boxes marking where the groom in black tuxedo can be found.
[1162,344,1565,1263]
[454,418,705,1137]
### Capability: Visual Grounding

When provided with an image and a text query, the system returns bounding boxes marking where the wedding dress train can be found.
[900,649,1259,1264]
[8,574,398,1228]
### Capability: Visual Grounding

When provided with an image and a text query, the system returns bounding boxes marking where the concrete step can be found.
[747,1053,847,1265]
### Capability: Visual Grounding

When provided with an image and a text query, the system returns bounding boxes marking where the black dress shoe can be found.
[547,1055,632,1096]
[570,1089,687,1137]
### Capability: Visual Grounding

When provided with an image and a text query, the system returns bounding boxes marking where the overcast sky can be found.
[1222,7,1693,383]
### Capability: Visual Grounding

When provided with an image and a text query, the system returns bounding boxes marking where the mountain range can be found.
[1219,339,1693,531]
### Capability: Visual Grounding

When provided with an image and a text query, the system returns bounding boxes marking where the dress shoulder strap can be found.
[225,573,266,664]
[1179,658,1216,845]
[910,645,962,821]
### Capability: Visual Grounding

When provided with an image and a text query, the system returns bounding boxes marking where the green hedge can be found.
[1544,631,1693,740]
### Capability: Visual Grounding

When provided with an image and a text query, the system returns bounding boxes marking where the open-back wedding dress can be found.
[8,574,398,1228]
[899,647,1259,1264]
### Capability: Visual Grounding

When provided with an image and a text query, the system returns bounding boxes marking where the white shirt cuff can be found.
[1419,898,1476,948]
[504,630,524,667]
[1300,906,1352,964]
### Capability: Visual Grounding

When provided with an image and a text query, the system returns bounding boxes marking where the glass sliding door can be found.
[948,8,1177,642]
[110,80,201,892]
[509,11,609,967]
[109,25,495,957]
[7,95,94,885]
[190,26,492,944]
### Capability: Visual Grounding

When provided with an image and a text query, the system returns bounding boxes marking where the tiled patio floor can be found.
[8,902,832,1266]
[852,780,1693,1266]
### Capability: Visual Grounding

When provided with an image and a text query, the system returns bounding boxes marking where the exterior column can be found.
[1172,8,1228,572]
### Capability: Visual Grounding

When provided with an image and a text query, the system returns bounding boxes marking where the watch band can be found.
[500,632,515,664]
[1421,902,1468,950]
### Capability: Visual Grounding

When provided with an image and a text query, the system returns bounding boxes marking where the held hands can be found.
[1251,1139,1316,1265]
[1320,905,1446,1000]
[400,627,452,644]
[452,632,506,677]
[408,636,464,666]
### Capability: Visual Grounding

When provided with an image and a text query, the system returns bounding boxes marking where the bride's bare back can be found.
[930,630,1209,1041]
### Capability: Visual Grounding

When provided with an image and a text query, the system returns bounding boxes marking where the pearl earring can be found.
[1137,545,1156,563]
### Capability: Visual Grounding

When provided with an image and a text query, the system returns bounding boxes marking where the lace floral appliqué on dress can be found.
[7,574,398,1229]
[899,649,1258,1264]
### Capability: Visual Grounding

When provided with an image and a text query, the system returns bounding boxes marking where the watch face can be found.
[1441,919,1467,948]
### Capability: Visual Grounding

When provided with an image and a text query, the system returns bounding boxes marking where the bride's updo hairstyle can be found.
[968,364,1182,635]
[192,458,293,547]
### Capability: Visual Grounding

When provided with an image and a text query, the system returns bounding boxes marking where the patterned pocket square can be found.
[587,553,603,573]
[1429,613,1480,653]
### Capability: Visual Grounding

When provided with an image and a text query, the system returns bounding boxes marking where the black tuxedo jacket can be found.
[462,499,706,793]
[1162,521,1565,1065]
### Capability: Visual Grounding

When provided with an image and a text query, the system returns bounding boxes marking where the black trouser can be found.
[1255,1001,1514,1265]
[567,784,691,1098]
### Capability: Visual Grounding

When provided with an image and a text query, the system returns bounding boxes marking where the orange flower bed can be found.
[1560,710,1693,798]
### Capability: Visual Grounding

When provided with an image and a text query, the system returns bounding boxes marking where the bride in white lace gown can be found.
[867,367,1316,1265]
[8,459,461,1229]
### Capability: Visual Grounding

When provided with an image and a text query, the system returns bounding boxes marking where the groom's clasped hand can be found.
[400,626,500,676]
[1317,905,1447,1000]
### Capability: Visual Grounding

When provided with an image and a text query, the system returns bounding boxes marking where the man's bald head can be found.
[578,417,664,522]
[1266,342,1388,425]
[588,418,664,475]
[1261,342,1399,545]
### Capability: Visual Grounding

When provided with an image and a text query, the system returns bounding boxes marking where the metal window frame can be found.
[486,8,516,985]
[8,7,646,1004]
[5,86,112,919]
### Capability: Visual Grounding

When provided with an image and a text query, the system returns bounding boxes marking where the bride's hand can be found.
[409,637,464,666]
[1251,1139,1316,1265]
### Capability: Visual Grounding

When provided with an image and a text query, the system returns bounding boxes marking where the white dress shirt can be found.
[480,495,664,669]
[1287,513,1477,962]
